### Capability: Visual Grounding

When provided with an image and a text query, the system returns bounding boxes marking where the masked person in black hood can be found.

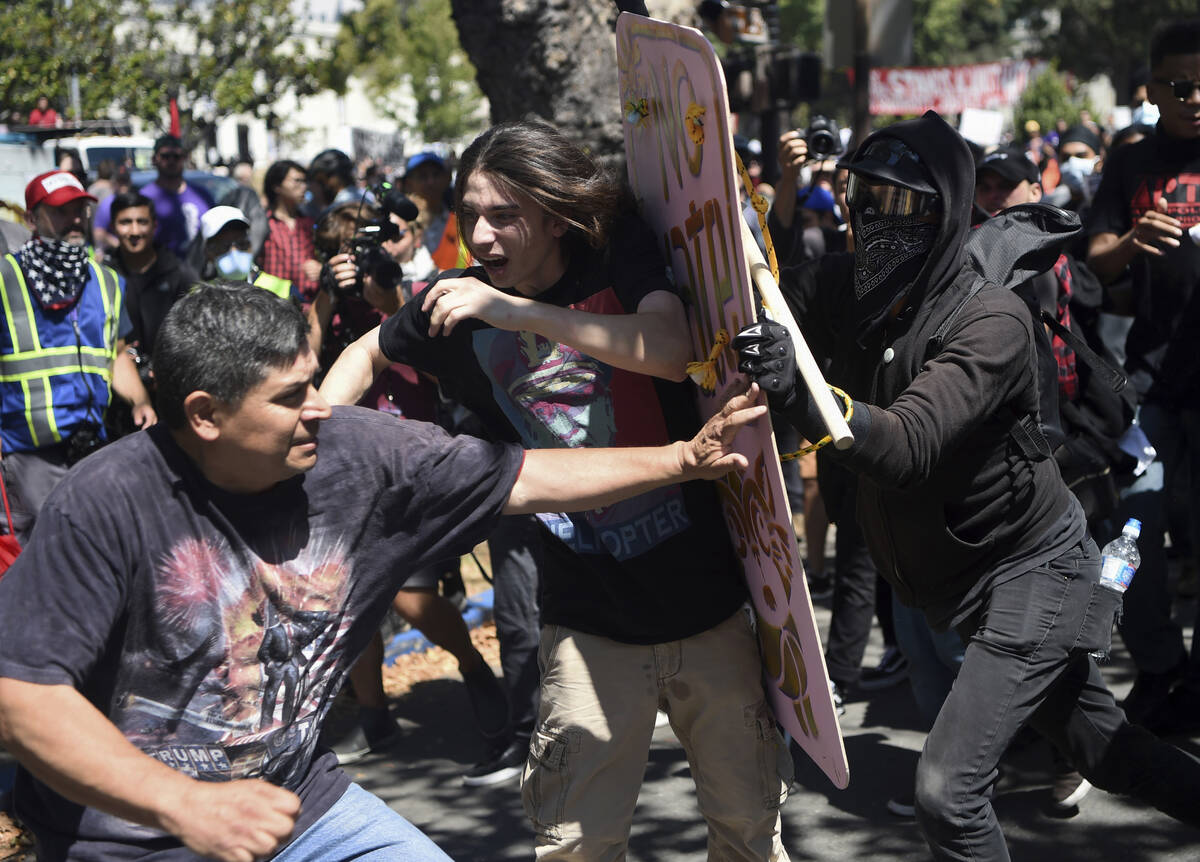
[735,111,1200,860]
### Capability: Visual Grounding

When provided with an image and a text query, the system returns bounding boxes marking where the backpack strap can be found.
[1039,309,1128,395]
[1007,411,1052,462]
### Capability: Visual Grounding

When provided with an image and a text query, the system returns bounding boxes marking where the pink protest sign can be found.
[616,12,849,789]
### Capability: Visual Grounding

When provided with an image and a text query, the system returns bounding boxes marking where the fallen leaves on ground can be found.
[382,622,501,700]
[0,811,34,861]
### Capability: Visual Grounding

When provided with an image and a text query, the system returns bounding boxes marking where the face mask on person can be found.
[1060,156,1098,185]
[216,249,254,280]
[851,211,937,301]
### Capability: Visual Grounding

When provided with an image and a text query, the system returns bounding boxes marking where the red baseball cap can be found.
[25,171,98,212]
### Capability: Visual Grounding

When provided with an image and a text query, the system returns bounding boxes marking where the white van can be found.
[0,132,56,213]
[47,135,156,180]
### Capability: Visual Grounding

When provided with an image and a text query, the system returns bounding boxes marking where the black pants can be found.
[822,485,895,687]
[488,514,543,742]
[915,537,1200,860]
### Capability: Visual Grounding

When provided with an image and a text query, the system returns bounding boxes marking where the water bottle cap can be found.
[1124,518,1142,537]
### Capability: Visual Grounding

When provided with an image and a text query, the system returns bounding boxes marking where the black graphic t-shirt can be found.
[377,214,746,645]
[0,407,522,860]
[1087,129,1200,406]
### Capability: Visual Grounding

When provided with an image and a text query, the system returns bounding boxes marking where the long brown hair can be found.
[454,121,625,255]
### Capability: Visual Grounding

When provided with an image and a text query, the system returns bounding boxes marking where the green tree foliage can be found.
[1,0,325,148]
[1013,65,1090,141]
[114,0,325,149]
[332,0,485,143]
[911,0,1020,66]
[1022,0,1198,102]
[0,0,131,120]
[778,0,824,50]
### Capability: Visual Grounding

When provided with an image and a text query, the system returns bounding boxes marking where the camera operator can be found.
[769,117,844,267]
[315,192,435,342]
[308,196,510,765]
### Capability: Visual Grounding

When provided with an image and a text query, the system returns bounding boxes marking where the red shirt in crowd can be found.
[28,107,58,126]
[260,213,319,303]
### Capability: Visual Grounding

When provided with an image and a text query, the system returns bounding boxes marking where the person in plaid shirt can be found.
[260,159,321,305]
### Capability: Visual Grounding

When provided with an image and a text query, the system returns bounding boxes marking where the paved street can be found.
[347,591,1200,862]
[2,584,1196,861]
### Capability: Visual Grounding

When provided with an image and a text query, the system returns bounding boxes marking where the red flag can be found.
[169,97,181,137]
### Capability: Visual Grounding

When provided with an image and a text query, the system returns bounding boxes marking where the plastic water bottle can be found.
[1099,518,1142,594]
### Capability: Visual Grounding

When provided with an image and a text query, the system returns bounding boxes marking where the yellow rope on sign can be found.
[779,386,854,460]
[686,328,729,394]
[734,151,779,283]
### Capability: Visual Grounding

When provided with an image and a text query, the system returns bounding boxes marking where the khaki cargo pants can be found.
[522,608,792,861]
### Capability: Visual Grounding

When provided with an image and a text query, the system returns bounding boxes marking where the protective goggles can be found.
[846,173,942,219]
[1153,78,1200,101]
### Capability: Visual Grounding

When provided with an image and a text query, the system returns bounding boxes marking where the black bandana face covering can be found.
[19,236,91,311]
[852,212,937,301]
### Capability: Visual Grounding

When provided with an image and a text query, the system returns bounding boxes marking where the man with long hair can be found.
[321,121,792,860]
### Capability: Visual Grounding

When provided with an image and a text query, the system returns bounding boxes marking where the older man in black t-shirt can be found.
[0,282,762,862]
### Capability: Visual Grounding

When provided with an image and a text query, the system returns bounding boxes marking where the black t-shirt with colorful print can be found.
[377,214,747,645]
[0,408,522,860]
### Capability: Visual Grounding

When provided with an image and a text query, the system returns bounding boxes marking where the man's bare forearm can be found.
[503,386,766,515]
[0,678,301,860]
[0,679,195,830]
[513,299,690,382]
[503,443,688,514]
[1087,231,1137,284]
[319,327,389,405]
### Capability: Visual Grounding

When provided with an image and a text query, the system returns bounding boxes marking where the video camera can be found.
[800,116,843,161]
[329,185,420,299]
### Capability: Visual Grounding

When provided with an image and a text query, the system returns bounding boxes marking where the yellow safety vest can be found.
[0,254,121,451]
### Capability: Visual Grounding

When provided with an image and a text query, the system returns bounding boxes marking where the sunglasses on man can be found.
[1153,78,1200,100]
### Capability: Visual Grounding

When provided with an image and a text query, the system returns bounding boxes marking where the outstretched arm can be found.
[504,385,765,514]
[0,678,300,862]
[421,276,692,381]
[318,325,392,406]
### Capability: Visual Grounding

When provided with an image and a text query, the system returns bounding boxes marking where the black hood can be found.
[964,203,1081,292]
[848,111,976,337]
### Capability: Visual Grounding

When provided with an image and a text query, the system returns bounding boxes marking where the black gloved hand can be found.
[732,320,806,415]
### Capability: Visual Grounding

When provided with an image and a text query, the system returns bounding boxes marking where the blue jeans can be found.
[890,594,964,727]
[915,539,1200,861]
[274,783,453,861]
[1115,403,1200,678]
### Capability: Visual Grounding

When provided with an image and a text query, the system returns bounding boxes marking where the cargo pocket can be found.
[751,704,793,809]
[521,726,577,841]
[1073,582,1123,659]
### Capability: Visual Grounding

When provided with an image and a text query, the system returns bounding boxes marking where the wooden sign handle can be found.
[739,217,854,450]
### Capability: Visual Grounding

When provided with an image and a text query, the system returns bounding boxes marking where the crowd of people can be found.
[0,13,1198,862]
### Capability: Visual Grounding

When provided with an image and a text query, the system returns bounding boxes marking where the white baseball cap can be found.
[200,205,250,241]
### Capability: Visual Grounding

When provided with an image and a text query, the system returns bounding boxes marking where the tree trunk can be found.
[449,0,623,165]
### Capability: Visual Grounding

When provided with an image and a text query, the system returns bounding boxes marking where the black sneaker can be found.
[325,721,372,765]
[807,571,833,601]
[462,738,528,787]
[830,680,846,717]
[1144,683,1200,736]
[1045,770,1091,818]
[1122,660,1184,726]
[462,665,510,740]
[360,707,403,751]
[859,646,909,691]
[322,708,402,765]
[886,792,916,819]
